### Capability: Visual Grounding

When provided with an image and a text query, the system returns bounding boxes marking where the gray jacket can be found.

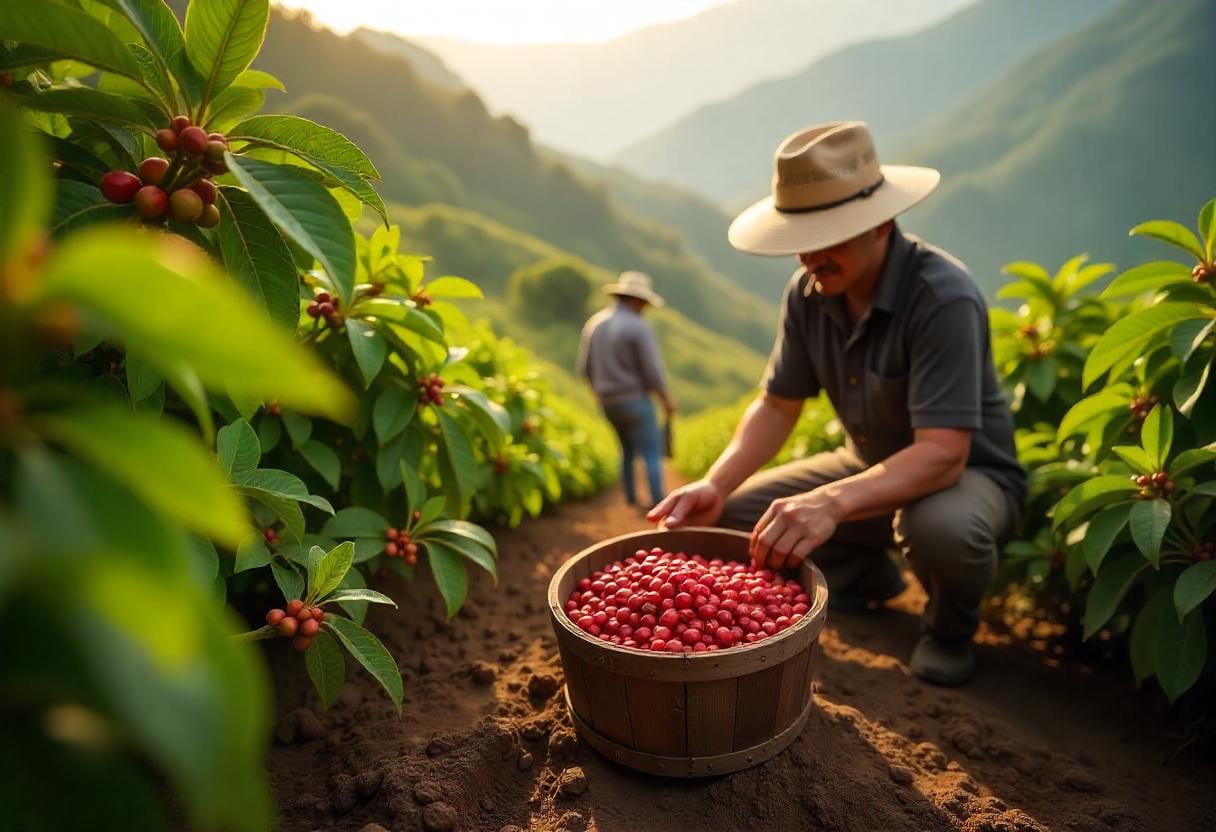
[577,303,669,405]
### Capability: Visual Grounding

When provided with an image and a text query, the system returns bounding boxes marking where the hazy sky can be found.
[273,0,736,44]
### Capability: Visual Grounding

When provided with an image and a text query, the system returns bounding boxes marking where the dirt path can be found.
[266,488,1215,832]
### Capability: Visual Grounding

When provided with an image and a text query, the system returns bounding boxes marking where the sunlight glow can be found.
[273,0,735,44]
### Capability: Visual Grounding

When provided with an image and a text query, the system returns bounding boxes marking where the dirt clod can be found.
[274,707,325,744]
[421,800,458,831]
[556,766,588,797]
[888,764,914,786]
[528,672,560,700]
[413,780,442,804]
[471,660,498,684]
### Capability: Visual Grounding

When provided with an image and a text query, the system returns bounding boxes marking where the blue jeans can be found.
[602,397,664,507]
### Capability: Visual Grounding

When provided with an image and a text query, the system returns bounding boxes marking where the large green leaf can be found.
[321,507,387,539]
[425,539,468,618]
[225,154,355,303]
[1052,476,1139,530]
[1154,603,1207,703]
[304,630,344,711]
[16,87,162,130]
[432,534,497,584]
[1082,504,1130,572]
[426,276,483,299]
[322,588,397,607]
[38,404,247,547]
[1168,318,1214,364]
[0,98,50,264]
[216,188,299,329]
[1111,445,1155,475]
[373,385,418,444]
[185,0,269,106]
[1140,405,1172,468]
[1128,499,1170,567]
[270,557,304,601]
[324,615,403,708]
[229,114,378,178]
[0,0,143,80]
[1169,442,1216,477]
[1101,261,1192,299]
[280,411,311,448]
[40,227,355,422]
[308,541,354,602]
[1174,355,1212,417]
[436,408,475,510]
[426,519,496,554]
[1129,220,1205,261]
[52,179,132,237]
[1174,560,1216,620]
[1083,303,1212,389]
[448,385,510,442]
[1200,197,1216,261]
[1025,356,1057,401]
[1129,589,1171,685]
[300,439,341,490]
[217,418,260,476]
[346,319,387,387]
[362,299,446,343]
[1082,551,1147,638]
[234,533,272,573]
[231,468,334,514]
[114,0,200,101]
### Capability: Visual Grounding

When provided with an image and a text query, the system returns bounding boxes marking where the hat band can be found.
[775,174,886,215]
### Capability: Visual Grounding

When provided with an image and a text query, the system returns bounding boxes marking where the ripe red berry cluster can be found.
[266,599,325,651]
[1130,470,1175,496]
[99,115,224,227]
[419,374,445,406]
[1190,541,1215,561]
[262,526,280,548]
[411,289,432,307]
[384,526,418,565]
[1127,394,1160,423]
[306,291,343,328]
[1192,263,1213,284]
[564,548,810,653]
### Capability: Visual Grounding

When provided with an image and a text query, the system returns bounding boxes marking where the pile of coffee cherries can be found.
[563,548,810,653]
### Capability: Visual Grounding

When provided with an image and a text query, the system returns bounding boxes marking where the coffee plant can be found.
[0,2,615,829]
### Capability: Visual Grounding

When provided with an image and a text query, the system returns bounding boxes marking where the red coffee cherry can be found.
[292,635,313,652]
[299,618,320,637]
[138,157,170,186]
[100,170,141,204]
[285,599,304,617]
[179,126,209,156]
[169,188,204,223]
[278,617,299,637]
[197,203,220,229]
[170,115,191,133]
[134,185,168,219]
[156,128,178,152]
[265,609,285,626]
[190,179,218,205]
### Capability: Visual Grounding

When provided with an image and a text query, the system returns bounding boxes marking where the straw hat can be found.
[729,121,940,256]
[603,270,665,307]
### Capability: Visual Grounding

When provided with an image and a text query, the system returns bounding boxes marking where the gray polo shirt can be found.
[763,224,1025,502]
[578,302,669,405]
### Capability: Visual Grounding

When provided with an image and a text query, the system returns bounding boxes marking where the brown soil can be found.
[266,488,1215,832]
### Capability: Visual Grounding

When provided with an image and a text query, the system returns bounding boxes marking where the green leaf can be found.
[323,615,403,708]
[0,0,143,80]
[1192,482,1216,497]
[321,507,387,539]
[304,630,345,711]
[1111,445,1156,474]
[1067,262,1116,295]
[1024,357,1057,401]
[234,533,272,573]
[280,411,311,448]
[375,431,406,490]
[1130,589,1171,684]
[300,439,340,490]
[346,320,387,387]
[231,68,284,91]
[1083,303,1212,389]
[231,468,334,514]
[400,460,426,513]
[362,299,446,343]
[1141,405,1173,468]
[1128,499,1170,568]
[436,409,475,511]
[257,415,281,453]
[425,539,468,618]
[1168,318,1214,364]
[217,419,260,476]
[1101,261,1192,299]
[1200,197,1216,261]
[1129,220,1205,261]
[373,385,418,444]
[114,0,202,103]
[322,588,397,607]
[1174,355,1212,417]
[52,179,132,236]
[1174,559,1216,620]
[1052,476,1139,530]
[426,276,483,299]
[229,114,379,178]
[435,535,497,584]
[225,155,355,303]
[308,541,355,603]
[1083,551,1147,639]
[215,188,300,330]
[39,404,247,547]
[448,385,510,440]
[0,100,50,265]
[17,87,161,130]
[1083,505,1130,572]
[1155,602,1207,703]
[204,85,263,131]
[415,495,447,529]
[185,0,270,106]
[270,557,304,601]
[1169,443,1216,478]
[425,519,496,554]
[40,227,355,422]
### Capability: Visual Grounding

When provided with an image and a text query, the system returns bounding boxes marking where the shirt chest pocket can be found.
[861,369,912,438]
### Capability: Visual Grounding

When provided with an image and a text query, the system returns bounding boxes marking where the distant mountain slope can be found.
[414,0,974,158]
[617,0,1116,207]
[900,0,1216,293]
[352,27,467,92]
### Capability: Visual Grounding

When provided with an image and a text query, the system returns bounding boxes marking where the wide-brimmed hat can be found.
[729,121,940,256]
[603,270,665,307]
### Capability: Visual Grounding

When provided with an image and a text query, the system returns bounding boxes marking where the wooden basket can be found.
[547,527,828,777]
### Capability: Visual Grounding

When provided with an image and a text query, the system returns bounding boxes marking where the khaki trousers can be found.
[718,447,1020,641]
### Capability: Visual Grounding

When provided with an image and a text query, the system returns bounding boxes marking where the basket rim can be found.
[547,526,828,662]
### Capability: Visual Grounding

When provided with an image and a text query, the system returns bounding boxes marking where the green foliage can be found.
[507,256,595,326]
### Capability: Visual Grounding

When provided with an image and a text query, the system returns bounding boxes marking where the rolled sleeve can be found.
[762,276,820,400]
[908,298,985,430]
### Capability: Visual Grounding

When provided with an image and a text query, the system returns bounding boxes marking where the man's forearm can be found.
[706,394,800,495]
[819,438,968,523]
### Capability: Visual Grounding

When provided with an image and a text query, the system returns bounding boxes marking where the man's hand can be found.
[647,479,724,528]
[661,396,677,417]
[749,488,843,570]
